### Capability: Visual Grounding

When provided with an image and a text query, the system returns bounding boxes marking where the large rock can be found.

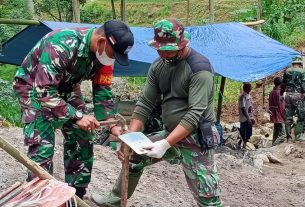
[249,135,265,147]
[259,126,273,139]
[223,131,240,149]
[256,154,269,163]
[261,113,271,124]
[285,144,295,155]
[80,80,93,103]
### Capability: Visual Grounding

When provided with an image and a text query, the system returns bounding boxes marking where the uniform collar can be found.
[77,28,94,58]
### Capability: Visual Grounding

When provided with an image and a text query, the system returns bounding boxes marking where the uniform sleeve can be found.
[91,65,115,121]
[34,41,78,121]
[179,70,214,132]
[132,63,161,124]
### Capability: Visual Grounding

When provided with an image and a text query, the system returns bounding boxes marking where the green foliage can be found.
[0,0,30,44]
[80,1,112,24]
[127,77,146,87]
[0,79,22,127]
[35,0,86,22]
[214,76,242,104]
[159,4,170,19]
[231,7,257,22]
[0,64,17,83]
[262,0,305,47]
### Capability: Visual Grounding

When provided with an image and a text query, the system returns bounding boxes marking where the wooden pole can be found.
[111,0,117,19]
[301,49,305,69]
[242,19,265,26]
[209,0,215,23]
[25,0,35,18]
[0,136,91,207]
[186,0,190,26]
[216,76,226,122]
[256,0,262,32]
[0,18,40,25]
[72,0,80,23]
[121,143,130,207]
[120,0,126,22]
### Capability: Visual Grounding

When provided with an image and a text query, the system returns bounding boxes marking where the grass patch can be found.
[0,64,21,126]
[214,76,242,104]
[0,79,22,127]
[0,64,17,83]
[127,77,147,87]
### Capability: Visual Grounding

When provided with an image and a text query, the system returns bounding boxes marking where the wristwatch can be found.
[74,111,83,120]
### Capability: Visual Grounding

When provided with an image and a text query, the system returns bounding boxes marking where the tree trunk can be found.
[72,0,80,23]
[111,0,116,19]
[209,0,215,23]
[120,0,125,21]
[24,0,35,18]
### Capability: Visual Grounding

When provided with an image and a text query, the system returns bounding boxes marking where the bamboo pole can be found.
[209,0,215,23]
[0,18,40,25]
[242,19,265,26]
[0,136,90,207]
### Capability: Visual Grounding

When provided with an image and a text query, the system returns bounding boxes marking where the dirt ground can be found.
[1,126,305,207]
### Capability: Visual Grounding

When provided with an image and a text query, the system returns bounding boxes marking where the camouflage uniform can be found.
[282,67,305,141]
[92,19,223,207]
[95,129,221,207]
[13,28,115,194]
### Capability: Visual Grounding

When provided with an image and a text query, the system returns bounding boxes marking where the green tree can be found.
[35,0,86,22]
[0,0,31,44]
[262,0,305,47]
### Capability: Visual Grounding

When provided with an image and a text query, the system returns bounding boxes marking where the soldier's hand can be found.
[110,126,122,138]
[76,115,100,131]
[116,145,125,162]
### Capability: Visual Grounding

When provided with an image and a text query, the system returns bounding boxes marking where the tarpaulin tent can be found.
[0,21,300,82]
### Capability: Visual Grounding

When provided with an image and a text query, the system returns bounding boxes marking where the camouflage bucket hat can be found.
[148,18,190,51]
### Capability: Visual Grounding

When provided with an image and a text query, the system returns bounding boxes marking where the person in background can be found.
[269,77,286,145]
[281,60,305,142]
[238,83,254,148]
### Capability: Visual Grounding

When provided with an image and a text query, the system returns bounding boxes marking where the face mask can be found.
[162,51,180,65]
[96,41,116,66]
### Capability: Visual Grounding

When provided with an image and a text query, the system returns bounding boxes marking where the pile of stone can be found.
[222,121,274,150]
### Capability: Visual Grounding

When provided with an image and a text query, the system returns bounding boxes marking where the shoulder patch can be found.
[186,49,213,74]
[92,65,113,86]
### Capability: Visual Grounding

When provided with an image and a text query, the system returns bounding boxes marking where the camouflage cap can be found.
[292,60,303,65]
[148,18,190,51]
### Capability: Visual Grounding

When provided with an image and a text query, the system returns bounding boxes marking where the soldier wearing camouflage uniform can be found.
[91,19,223,207]
[281,60,305,142]
[13,20,134,198]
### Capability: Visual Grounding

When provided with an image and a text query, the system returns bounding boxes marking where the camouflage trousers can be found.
[285,92,305,141]
[103,129,222,207]
[23,115,93,188]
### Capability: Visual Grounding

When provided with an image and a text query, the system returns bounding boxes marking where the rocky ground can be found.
[1,125,305,207]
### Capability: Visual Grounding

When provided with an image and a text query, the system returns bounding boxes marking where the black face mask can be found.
[162,51,181,65]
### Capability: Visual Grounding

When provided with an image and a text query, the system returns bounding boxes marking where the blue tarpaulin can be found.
[0,21,300,82]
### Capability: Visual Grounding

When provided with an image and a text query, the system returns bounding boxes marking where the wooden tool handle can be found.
[121,143,130,207]
[0,136,90,207]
